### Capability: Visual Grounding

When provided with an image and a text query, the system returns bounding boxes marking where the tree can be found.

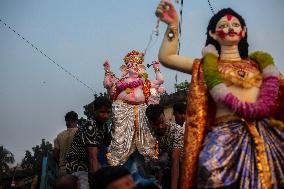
[174,80,190,92]
[21,150,34,170]
[0,145,15,172]
[0,145,15,185]
[32,139,53,173]
[20,139,53,174]
[77,117,88,127]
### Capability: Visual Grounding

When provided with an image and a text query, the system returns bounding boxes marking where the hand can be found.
[152,61,160,70]
[155,0,178,27]
[103,60,110,71]
[158,86,165,94]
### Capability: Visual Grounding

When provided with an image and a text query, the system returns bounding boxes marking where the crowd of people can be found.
[52,0,284,188]
[53,97,187,189]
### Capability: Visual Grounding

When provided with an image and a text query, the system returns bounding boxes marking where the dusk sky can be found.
[1,0,284,163]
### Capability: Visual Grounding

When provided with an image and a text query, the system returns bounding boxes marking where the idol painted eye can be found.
[232,22,240,27]
[218,23,229,29]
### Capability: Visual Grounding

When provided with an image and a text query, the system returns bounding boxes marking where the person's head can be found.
[206,8,249,58]
[54,174,79,189]
[134,183,161,189]
[65,111,78,128]
[173,102,186,126]
[93,96,112,123]
[89,165,135,189]
[145,104,167,136]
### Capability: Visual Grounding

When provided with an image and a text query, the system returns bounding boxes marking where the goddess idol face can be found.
[210,14,246,46]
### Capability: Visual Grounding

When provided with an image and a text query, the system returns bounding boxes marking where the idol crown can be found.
[123,50,144,65]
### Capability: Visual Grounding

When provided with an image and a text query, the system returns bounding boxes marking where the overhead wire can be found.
[177,0,184,54]
[0,18,96,95]
[207,0,215,15]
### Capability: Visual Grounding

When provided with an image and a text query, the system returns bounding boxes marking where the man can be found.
[172,102,186,127]
[65,97,112,189]
[89,165,136,189]
[54,111,78,176]
[54,174,80,189]
[145,104,184,189]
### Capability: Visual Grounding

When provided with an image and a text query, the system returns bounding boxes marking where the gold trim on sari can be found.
[180,59,209,189]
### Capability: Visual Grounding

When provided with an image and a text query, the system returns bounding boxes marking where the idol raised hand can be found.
[155,0,179,27]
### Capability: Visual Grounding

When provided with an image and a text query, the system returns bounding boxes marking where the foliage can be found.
[20,139,53,174]
[160,91,169,99]
[174,80,190,91]
[21,150,34,170]
[160,81,189,106]
[77,117,88,127]
[0,145,15,184]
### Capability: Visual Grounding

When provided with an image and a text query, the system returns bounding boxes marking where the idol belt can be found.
[115,99,145,105]
[213,114,241,126]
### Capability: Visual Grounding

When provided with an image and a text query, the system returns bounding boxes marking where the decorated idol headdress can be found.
[123,50,144,66]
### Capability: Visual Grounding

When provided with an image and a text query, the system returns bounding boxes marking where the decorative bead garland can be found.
[203,51,280,119]
[116,78,144,92]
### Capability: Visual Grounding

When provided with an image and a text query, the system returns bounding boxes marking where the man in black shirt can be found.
[66,97,112,189]
[173,102,186,127]
[145,104,184,189]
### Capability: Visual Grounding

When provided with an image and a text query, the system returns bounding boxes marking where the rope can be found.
[143,19,160,57]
